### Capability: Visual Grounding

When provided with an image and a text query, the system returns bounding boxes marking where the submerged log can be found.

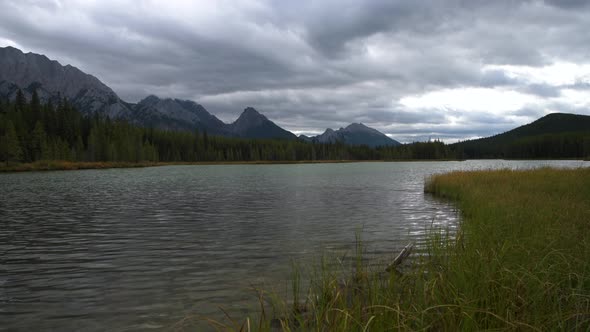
[386,242,414,272]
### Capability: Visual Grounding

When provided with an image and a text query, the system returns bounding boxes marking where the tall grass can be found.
[211,167,590,331]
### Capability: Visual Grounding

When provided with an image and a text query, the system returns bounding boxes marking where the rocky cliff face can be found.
[0,46,130,118]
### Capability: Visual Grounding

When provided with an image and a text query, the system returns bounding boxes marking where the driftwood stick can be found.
[386,242,414,272]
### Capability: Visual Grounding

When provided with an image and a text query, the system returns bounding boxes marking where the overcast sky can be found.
[1,0,590,142]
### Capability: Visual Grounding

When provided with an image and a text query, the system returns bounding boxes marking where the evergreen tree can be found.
[30,89,41,125]
[15,89,26,112]
[0,121,23,162]
[31,121,47,160]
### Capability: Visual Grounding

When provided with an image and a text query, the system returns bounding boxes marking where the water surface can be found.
[1,160,587,331]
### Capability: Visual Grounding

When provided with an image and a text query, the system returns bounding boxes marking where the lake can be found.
[1,160,588,331]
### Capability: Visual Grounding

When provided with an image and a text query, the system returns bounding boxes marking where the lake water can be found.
[1,160,588,331]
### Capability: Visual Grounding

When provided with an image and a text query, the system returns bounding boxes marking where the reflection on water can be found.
[0,160,587,331]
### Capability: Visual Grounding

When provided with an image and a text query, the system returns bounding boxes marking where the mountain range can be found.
[0,46,398,146]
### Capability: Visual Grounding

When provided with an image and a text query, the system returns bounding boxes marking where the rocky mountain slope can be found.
[0,46,398,143]
[310,123,400,147]
[133,95,229,134]
[229,107,297,139]
[0,46,300,139]
[0,46,130,118]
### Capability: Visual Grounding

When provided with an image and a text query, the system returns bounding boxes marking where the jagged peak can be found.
[345,123,368,130]
[344,122,383,134]
[139,94,161,104]
[236,107,267,122]
[243,106,262,115]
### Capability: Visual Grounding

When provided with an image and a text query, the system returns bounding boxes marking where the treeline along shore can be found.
[1,90,590,172]
[0,90,455,170]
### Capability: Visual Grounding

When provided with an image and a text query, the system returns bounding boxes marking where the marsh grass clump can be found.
[213,167,590,331]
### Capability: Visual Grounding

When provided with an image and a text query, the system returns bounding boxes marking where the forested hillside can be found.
[453,113,590,159]
[0,91,455,163]
[1,90,588,164]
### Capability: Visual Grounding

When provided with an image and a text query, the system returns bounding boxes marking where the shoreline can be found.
[1,158,587,173]
[227,168,590,330]
[0,159,465,172]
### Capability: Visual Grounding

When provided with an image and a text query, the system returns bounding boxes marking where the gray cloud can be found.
[522,84,562,98]
[544,0,590,9]
[0,0,589,142]
[510,107,547,119]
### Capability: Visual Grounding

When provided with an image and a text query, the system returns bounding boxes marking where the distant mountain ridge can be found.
[305,123,400,147]
[0,46,397,143]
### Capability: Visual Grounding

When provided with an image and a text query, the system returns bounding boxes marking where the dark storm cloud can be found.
[1,0,589,142]
[281,1,449,56]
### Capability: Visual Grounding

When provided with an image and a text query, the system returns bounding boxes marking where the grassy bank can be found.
[224,168,590,331]
[421,168,590,330]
